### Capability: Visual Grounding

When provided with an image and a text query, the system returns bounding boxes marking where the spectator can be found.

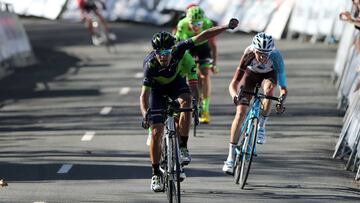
[340,0,360,52]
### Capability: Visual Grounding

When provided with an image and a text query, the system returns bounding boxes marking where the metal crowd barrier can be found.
[0,2,36,79]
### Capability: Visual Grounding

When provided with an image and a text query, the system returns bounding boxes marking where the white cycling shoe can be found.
[222,160,235,175]
[150,174,163,192]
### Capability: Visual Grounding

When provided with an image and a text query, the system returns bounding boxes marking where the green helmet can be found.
[186,6,204,22]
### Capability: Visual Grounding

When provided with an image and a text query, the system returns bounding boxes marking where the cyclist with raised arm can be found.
[77,0,115,45]
[175,6,218,124]
[222,32,288,174]
[140,19,238,192]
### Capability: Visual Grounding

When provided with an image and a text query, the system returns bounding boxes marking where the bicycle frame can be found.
[148,98,194,203]
[234,85,281,189]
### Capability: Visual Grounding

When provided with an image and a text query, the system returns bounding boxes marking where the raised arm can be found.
[192,18,238,44]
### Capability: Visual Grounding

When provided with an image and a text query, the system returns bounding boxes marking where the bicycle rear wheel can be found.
[238,118,258,189]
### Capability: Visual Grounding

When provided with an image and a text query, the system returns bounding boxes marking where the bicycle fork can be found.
[236,119,257,161]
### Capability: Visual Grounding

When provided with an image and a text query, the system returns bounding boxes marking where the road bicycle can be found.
[146,97,198,203]
[87,10,116,52]
[234,85,285,189]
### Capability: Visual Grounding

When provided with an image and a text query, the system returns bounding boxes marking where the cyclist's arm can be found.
[192,19,238,45]
[140,59,154,117]
[271,50,288,99]
[140,86,151,118]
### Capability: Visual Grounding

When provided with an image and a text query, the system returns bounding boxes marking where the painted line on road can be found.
[119,87,130,95]
[134,72,143,78]
[81,131,95,141]
[34,202,46,203]
[100,107,112,115]
[57,164,73,174]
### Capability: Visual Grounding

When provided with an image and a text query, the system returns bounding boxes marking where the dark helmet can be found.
[151,31,176,50]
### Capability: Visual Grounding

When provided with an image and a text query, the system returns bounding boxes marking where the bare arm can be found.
[340,11,360,27]
[192,18,238,44]
[140,86,151,118]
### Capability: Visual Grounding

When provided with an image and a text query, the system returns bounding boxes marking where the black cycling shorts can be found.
[189,42,213,68]
[150,76,190,124]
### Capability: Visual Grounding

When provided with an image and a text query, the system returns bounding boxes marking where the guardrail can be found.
[331,0,360,180]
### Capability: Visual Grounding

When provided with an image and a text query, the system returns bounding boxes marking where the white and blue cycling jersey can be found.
[244,45,287,88]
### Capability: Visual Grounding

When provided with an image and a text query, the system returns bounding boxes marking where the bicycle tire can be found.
[166,134,181,203]
[173,136,181,203]
[160,137,168,192]
[234,135,245,184]
[239,118,259,189]
[193,121,197,137]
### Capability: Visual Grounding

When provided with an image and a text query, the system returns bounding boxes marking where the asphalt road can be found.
[0,19,359,203]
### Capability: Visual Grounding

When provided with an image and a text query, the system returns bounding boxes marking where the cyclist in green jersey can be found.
[175,6,217,124]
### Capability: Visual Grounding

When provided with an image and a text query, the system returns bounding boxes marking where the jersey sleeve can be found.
[270,50,287,88]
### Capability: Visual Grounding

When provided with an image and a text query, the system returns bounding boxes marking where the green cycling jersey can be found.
[175,17,213,45]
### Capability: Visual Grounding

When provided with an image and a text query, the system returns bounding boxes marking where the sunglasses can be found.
[155,48,172,56]
[191,21,204,27]
[255,50,271,57]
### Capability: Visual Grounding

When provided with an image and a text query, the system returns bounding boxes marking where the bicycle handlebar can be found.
[238,87,281,102]
[145,97,198,123]
[237,85,286,114]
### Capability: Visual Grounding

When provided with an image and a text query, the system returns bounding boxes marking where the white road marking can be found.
[134,72,143,78]
[119,87,130,95]
[34,202,46,203]
[100,107,112,115]
[81,131,95,141]
[57,164,73,174]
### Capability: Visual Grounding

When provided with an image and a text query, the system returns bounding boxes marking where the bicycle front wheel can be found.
[166,135,181,203]
[238,118,259,189]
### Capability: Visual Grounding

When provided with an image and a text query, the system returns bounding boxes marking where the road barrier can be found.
[0,2,36,79]
[331,1,360,180]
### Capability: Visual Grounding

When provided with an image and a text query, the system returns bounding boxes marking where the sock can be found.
[202,97,210,113]
[259,115,269,129]
[180,136,188,148]
[226,143,237,162]
[152,164,160,175]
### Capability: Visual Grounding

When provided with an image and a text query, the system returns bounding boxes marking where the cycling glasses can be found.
[255,49,271,58]
[155,48,172,56]
[191,21,204,27]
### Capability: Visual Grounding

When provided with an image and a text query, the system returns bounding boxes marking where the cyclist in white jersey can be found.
[222,32,288,174]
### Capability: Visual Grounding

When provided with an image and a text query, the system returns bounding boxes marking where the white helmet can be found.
[252,32,274,52]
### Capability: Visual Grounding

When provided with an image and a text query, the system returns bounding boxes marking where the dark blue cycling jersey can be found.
[142,38,195,88]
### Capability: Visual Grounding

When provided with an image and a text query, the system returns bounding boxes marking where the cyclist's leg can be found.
[258,71,277,144]
[177,92,192,140]
[223,69,257,173]
[149,90,166,191]
[168,77,192,164]
[197,43,213,123]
